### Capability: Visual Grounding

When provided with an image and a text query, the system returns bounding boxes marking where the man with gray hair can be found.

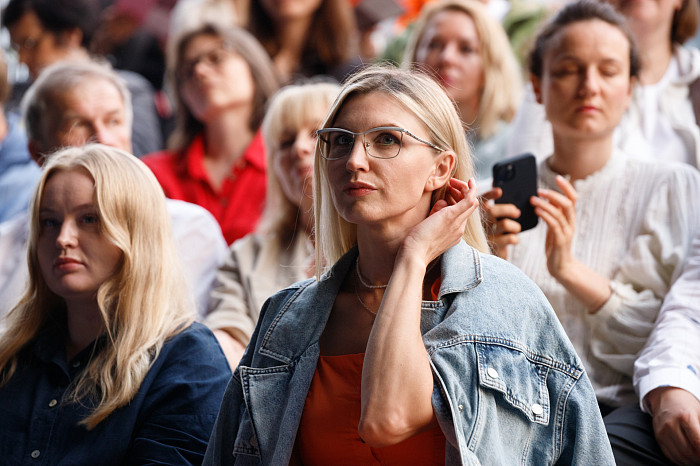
[0,60,226,320]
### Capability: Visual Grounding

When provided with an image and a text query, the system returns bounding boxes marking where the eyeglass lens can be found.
[320,128,404,159]
[179,46,231,81]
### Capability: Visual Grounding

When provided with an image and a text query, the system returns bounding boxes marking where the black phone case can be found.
[492,153,539,232]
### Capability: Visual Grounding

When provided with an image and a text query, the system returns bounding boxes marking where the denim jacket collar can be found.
[256,241,483,364]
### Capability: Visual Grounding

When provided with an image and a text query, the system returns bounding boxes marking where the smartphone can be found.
[492,153,539,232]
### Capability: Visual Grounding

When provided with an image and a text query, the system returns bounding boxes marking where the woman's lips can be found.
[576,105,600,114]
[54,257,83,271]
[343,181,376,197]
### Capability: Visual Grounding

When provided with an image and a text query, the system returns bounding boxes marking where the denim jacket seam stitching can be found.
[428,335,582,378]
[554,371,577,459]
[259,281,314,363]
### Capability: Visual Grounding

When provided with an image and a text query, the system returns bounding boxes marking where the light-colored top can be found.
[204,231,312,346]
[634,230,700,412]
[508,151,700,406]
[0,199,226,322]
[468,121,513,182]
[507,45,700,169]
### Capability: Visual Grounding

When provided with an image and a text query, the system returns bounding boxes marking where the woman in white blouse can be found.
[485,1,700,463]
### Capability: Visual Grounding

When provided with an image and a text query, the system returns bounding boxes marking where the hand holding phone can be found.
[492,153,539,232]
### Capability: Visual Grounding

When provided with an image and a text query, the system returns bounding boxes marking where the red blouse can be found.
[295,353,446,465]
[142,132,266,245]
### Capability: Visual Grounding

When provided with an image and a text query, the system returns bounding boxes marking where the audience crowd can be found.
[0,0,699,464]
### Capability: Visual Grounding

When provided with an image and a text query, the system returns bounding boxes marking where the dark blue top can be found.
[0,321,231,465]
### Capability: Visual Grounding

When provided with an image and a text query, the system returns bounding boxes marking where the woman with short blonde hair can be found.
[0,144,230,463]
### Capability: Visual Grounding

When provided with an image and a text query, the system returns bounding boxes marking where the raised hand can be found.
[481,187,522,259]
[400,178,479,268]
[531,175,578,280]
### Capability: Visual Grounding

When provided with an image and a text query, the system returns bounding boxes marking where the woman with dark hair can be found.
[246,0,359,82]
[485,1,700,463]
[204,65,613,465]
[507,0,700,168]
[143,24,279,244]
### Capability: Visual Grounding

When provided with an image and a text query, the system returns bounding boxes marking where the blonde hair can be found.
[0,144,195,429]
[258,80,340,238]
[313,66,489,277]
[403,0,522,139]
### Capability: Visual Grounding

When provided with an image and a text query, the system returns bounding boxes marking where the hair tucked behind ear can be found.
[313,65,489,278]
[0,144,195,429]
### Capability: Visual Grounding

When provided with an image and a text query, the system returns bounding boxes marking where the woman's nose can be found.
[345,137,370,172]
[438,43,458,66]
[578,68,601,97]
[56,219,78,249]
[293,132,316,159]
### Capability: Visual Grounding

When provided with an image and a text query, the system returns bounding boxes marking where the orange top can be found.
[295,280,445,465]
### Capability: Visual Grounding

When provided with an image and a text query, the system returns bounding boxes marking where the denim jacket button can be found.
[48,399,57,408]
[458,404,464,412]
[531,403,543,416]
[487,367,499,379]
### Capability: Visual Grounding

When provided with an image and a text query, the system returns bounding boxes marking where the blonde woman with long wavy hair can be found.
[204,66,612,465]
[0,144,230,464]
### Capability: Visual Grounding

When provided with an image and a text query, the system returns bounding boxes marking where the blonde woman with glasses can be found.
[204,66,613,465]
[0,144,230,464]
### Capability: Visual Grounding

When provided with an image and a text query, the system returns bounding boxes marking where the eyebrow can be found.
[39,203,97,213]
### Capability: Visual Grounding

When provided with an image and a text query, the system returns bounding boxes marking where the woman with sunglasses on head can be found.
[484,1,700,463]
[0,144,230,464]
[204,65,613,465]
[204,80,340,368]
[143,24,279,245]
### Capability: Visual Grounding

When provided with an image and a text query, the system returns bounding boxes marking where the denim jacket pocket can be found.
[231,368,262,459]
[476,341,550,425]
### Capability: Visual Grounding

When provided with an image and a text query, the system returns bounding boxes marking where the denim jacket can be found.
[204,241,614,465]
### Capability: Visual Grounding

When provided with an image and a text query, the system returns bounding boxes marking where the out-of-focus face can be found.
[325,93,444,233]
[261,0,324,22]
[607,0,681,32]
[178,33,255,123]
[8,11,70,78]
[37,169,122,306]
[414,10,485,112]
[274,121,318,213]
[532,19,633,141]
[43,78,132,154]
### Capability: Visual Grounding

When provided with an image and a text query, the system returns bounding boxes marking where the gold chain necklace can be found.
[353,268,378,316]
[355,258,388,289]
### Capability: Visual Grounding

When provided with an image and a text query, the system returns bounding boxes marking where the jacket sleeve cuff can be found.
[637,368,700,413]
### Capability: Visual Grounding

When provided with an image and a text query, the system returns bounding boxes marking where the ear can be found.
[28,140,44,166]
[425,150,456,192]
[531,74,543,105]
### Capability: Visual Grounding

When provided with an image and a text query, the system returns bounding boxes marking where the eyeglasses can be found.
[177,42,235,82]
[316,126,445,160]
[11,32,47,53]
